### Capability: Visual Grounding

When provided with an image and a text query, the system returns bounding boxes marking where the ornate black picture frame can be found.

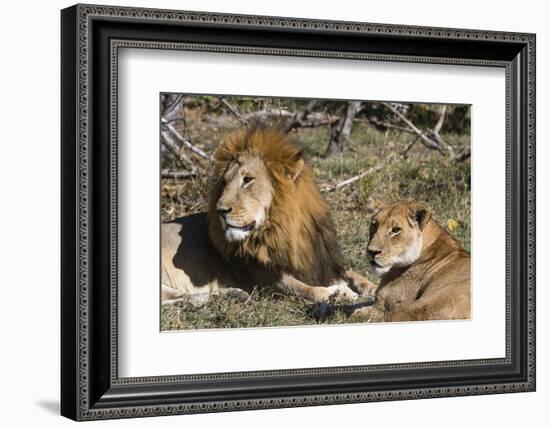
[61,4,536,421]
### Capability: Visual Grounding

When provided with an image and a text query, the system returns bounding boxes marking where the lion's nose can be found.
[217,207,232,217]
[367,248,381,258]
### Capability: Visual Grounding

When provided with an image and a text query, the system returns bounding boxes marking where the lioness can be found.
[162,127,364,305]
[350,200,470,322]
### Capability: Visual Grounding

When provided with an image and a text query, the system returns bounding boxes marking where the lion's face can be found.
[207,127,344,285]
[215,155,274,242]
[367,201,432,276]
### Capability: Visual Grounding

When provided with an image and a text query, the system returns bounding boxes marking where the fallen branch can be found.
[381,102,459,158]
[161,131,196,170]
[253,109,318,120]
[372,104,466,160]
[455,147,471,162]
[161,118,212,160]
[292,119,336,129]
[220,98,249,126]
[428,129,455,157]
[242,109,333,127]
[427,105,455,157]
[161,169,198,179]
[362,117,416,135]
[381,102,446,154]
[283,100,335,132]
[323,163,384,192]
[243,108,293,121]
[205,111,336,132]
[401,133,422,157]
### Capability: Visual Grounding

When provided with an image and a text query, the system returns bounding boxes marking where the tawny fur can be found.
[351,200,471,322]
[207,127,344,285]
[161,127,358,305]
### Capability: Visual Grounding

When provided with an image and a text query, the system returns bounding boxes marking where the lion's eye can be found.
[391,227,401,235]
[242,176,254,187]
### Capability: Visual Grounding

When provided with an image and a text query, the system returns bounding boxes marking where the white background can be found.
[119,49,506,377]
[0,0,547,425]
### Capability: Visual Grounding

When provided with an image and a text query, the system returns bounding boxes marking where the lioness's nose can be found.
[217,207,232,217]
[367,248,381,258]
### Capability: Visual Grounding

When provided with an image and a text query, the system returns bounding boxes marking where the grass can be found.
[161,120,471,331]
[161,288,370,330]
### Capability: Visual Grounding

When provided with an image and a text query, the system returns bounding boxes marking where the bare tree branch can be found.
[283,99,330,132]
[242,109,293,120]
[427,104,456,157]
[239,109,335,128]
[161,169,198,179]
[381,102,445,153]
[433,104,447,134]
[161,131,196,170]
[362,117,417,135]
[428,129,455,157]
[161,94,184,123]
[161,118,212,161]
[381,102,461,159]
[401,133,422,157]
[220,98,249,126]
[455,147,471,162]
[291,119,335,129]
[322,163,384,192]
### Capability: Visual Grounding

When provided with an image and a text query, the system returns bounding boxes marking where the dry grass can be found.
[161,287,373,330]
[160,110,470,331]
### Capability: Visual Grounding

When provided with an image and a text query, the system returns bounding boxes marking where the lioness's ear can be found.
[366,198,384,215]
[410,201,432,230]
[290,155,305,182]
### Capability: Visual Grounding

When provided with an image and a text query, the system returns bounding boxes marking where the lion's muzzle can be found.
[225,220,256,232]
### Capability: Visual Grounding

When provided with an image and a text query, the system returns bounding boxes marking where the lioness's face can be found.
[216,156,273,242]
[367,201,431,276]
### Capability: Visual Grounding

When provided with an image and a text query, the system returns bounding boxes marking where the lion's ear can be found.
[410,201,432,230]
[366,198,384,215]
[290,156,305,182]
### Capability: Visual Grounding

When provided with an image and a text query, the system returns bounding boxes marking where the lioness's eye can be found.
[391,227,401,234]
[242,176,254,186]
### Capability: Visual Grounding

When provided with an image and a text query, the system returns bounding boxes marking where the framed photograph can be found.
[61,4,536,421]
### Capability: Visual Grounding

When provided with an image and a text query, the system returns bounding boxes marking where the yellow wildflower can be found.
[447,219,460,232]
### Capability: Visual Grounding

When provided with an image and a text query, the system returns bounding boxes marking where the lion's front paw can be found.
[324,282,360,303]
[345,270,378,300]
[349,306,385,322]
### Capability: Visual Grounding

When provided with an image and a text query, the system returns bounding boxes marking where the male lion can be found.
[350,200,471,322]
[162,127,363,305]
